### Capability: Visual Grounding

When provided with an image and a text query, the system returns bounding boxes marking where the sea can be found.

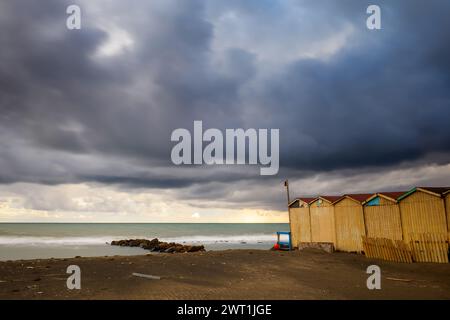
[0,223,289,261]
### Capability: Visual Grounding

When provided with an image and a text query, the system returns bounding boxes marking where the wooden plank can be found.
[437,233,444,263]
[420,234,426,262]
[379,238,385,260]
[425,233,432,262]
[418,233,426,262]
[443,234,448,263]
[399,241,407,263]
[386,239,392,261]
[367,237,373,258]
[409,234,415,262]
[363,236,369,258]
[439,233,449,263]
[431,233,438,263]
[392,239,400,262]
[383,239,389,261]
[426,233,434,262]
[398,240,407,263]
[132,273,161,280]
[407,241,413,263]
[392,239,399,262]
[431,233,438,262]
[374,238,380,259]
[424,234,430,262]
[410,234,419,262]
[443,234,449,263]
[382,238,388,261]
[366,237,373,258]
[435,234,441,263]
[373,238,380,259]
[437,234,443,263]
[405,241,413,263]
[362,236,367,257]
[368,237,374,258]
[440,234,446,263]
[396,242,402,262]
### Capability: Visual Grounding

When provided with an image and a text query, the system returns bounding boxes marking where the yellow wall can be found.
[310,200,335,244]
[334,198,365,252]
[298,206,311,243]
[289,207,300,247]
[445,194,450,239]
[364,197,403,241]
[399,191,447,243]
[289,202,311,247]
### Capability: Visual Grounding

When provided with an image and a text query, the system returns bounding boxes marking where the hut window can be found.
[366,197,380,206]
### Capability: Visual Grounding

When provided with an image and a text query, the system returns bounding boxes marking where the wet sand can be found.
[0,249,449,299]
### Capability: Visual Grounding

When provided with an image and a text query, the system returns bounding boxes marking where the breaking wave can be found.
[0,234,277,247]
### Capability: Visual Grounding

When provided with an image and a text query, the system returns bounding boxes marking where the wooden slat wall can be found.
[362,236,413,263]
[289,207,300,248]
[445,194,450,240]
[364,198,403,240]
[289,190,449,263]
[409,233,449,263]
[298,206,311,243]
[399,191,447,243]
[334,198,365,252]
[310,200,336,244]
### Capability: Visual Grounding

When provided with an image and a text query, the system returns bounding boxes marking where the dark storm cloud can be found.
[0,0,449,201]
[241,1,450,171]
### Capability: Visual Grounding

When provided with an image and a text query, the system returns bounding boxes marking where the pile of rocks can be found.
[110,238,205,253]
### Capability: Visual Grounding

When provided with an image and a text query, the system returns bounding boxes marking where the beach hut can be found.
[333,194,372,253]
[397,187,449,243]
[363,192,405,241]
[445,190,450,237]
[288,197,315,247]
[309,196,340,245]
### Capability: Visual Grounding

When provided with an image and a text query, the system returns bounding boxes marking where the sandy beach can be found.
[0,249,449,300]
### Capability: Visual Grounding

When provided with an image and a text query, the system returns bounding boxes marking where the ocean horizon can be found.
[0,223,289,261]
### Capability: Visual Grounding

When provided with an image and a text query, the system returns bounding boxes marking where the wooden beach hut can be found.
[445,189,450,237]
[288,197,315,247]
[397,187,449,243]
[333,194,372,253]
[397,187,449,263]
[309,196,340,245]
[363,192,405,241]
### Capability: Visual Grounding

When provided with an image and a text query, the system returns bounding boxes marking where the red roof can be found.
[345,194,373,203]
[378,191,406,201]
[298,197,317,204]
[320,195,341,203]
[418,187,450,196]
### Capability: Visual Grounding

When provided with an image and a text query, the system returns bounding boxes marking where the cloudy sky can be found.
[0,0,449,222]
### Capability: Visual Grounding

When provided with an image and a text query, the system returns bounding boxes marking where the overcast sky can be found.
[0,0,449,222]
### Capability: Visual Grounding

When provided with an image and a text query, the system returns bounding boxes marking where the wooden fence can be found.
[362,234,449,263]
[362,236,412,263]
[409,233,449,263]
